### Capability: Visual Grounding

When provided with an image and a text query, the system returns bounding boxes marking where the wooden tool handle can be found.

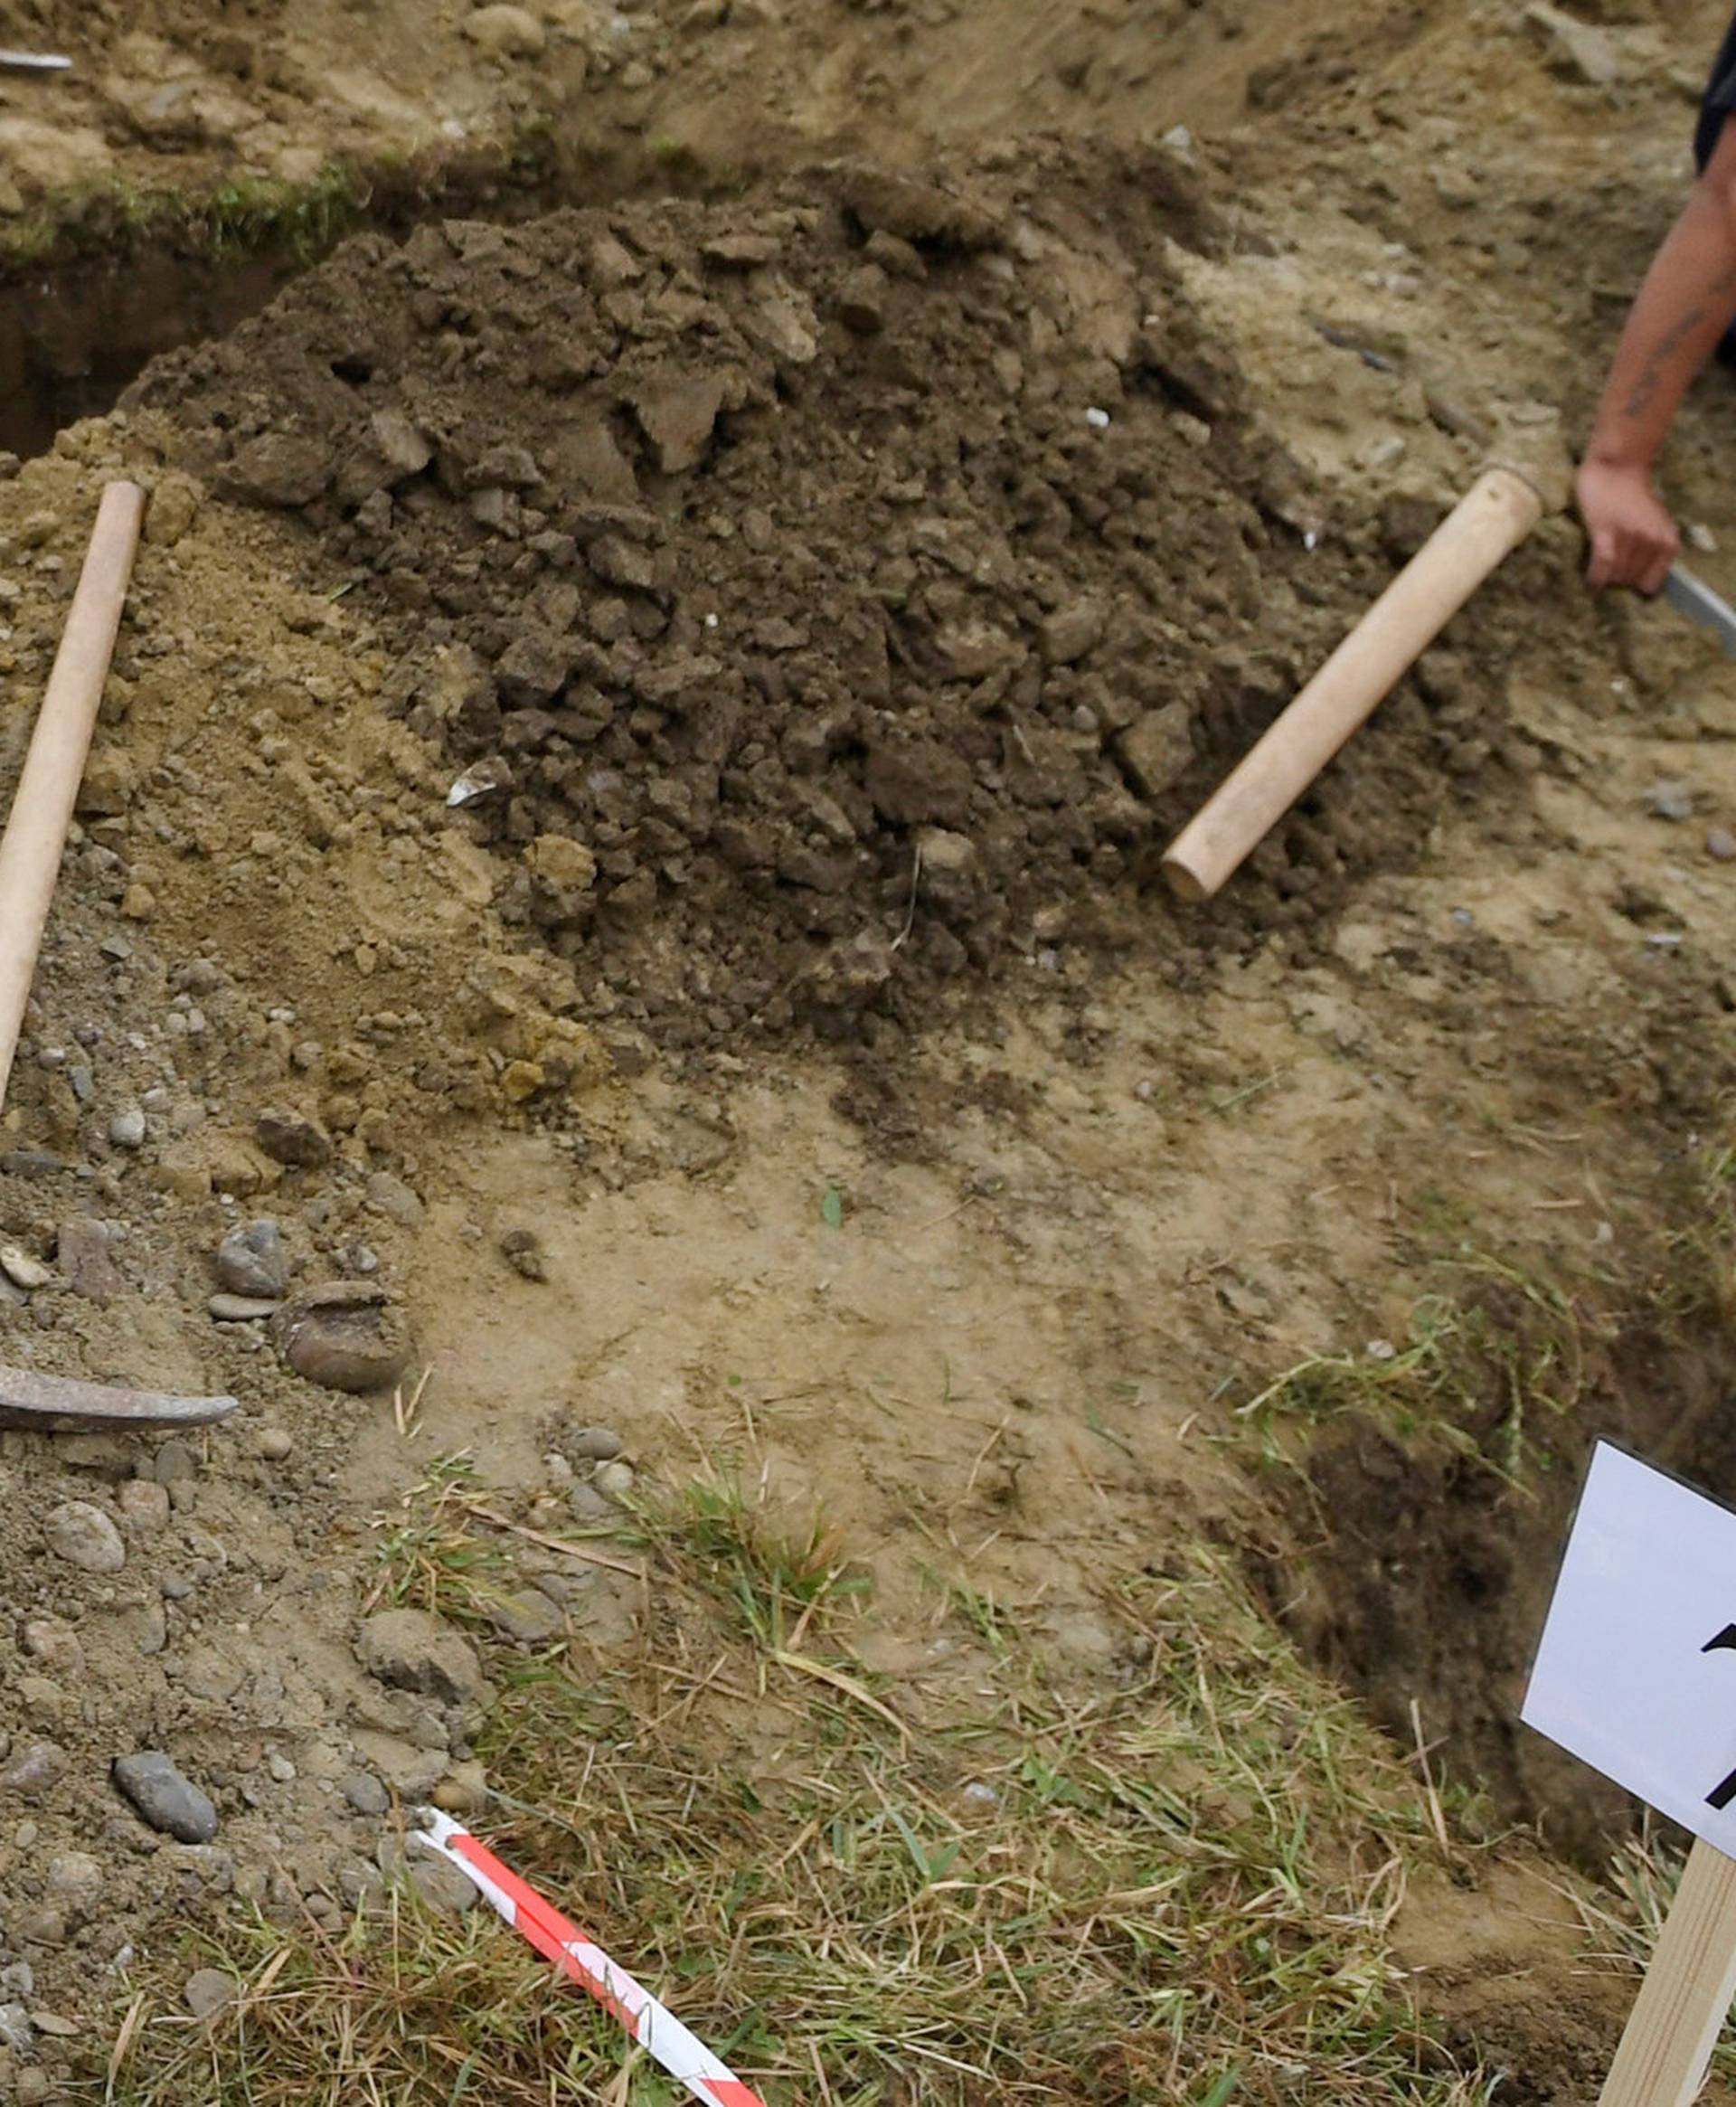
[1597,1838,1736,2107]
[0,481,146,1109]
[1161,466,1543,902]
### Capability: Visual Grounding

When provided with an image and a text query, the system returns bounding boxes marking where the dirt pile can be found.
[124,141,1552,1049]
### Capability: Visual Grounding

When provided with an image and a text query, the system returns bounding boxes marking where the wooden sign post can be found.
[1526,1445,1736,2107]
[1593,1840,1736,2107]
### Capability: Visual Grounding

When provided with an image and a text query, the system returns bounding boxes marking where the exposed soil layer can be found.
[125,141,1563,1053]
[1266,1290,1736,1869]
[0,247,305,459]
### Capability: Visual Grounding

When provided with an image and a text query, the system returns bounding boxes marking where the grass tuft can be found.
[366,1450,510,1625]
[2,162,370,269]
[651,1474,864,1651]
[1233,1258,1589,1488]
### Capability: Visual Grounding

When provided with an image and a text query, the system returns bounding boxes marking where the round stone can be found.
[46,1501,126,1573]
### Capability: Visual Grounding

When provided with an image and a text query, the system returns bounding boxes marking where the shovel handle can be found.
[0,482,146,1110]
[1162,467,1543,902]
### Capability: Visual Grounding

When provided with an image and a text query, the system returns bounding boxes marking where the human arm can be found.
[1578,117,1736,591]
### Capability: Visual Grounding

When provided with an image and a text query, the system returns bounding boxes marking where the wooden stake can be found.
[1161,465,1543,902]
[1599,1839,1736,2107]
[0,480,146,1107]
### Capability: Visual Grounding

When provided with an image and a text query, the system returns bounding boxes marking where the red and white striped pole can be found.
[413,1809,771,2107]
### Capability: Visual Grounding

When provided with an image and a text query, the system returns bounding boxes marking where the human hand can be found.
[1576,458,1680,593]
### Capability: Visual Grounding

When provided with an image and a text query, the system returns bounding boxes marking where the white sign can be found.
[1524,1441,1736,1851]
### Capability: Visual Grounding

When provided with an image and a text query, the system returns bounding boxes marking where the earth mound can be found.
[130,142,1544,1047]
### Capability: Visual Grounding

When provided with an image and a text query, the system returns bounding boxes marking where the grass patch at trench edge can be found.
[93,1472,1497,2107]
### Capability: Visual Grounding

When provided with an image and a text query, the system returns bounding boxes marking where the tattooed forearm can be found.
[1620,257,1736,420]
[1623,306,1709,417]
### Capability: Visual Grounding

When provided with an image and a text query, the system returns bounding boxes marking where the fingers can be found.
[1576,462,1678,594]
[1585,528,1677,593]
[1636,519,1681,596]
[1587,530,1616,591]
[1639,544,1678,596]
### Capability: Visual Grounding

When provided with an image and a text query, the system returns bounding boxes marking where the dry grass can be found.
[1565,1823,1682,1975]
[92,1470,1496,2107]
[1232,1257,1591,1489]
[1557,1827,1736,2083]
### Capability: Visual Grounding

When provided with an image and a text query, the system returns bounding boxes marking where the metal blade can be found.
[0,50,72,71]
[1664,565,1736,657]
[0,1365,238,1431]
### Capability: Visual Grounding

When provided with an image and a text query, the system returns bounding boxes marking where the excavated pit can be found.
[0,245,308,459]
[0,144,722,462]
[1260,1295,1736,1869]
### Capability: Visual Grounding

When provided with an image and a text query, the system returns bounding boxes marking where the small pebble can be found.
[183,1969,237,2020]
[60,1216,121,1304]
[432,1761,489,1815]
[130,1602,167,1656]
[216,1218,288,1299]
[342,1772,391,1817]
[568,1483,614,1523]
[487,1587,564,1644]
[1646,780,1694,821]
[267,1752,297,1783]
[499,1226,548,1281]
[210,1293,281,1323]
[46,1501,126,1573]
[118,1479,171,1535]
[153,1440,198,1484]
[1708,826,1736,862]
[567,1425,623,1462]
[23,1620,83,1678]
[45,1850,101,1903]
[112,1751,219,1843]
[255,1426,294,1461]
[365,1172,424,1228]
[594,1460,637,1503]
[275,1280,410,1393]
[0,1744,62,1798]
[0,1244,52,1290]
[108,1106,146,1150]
